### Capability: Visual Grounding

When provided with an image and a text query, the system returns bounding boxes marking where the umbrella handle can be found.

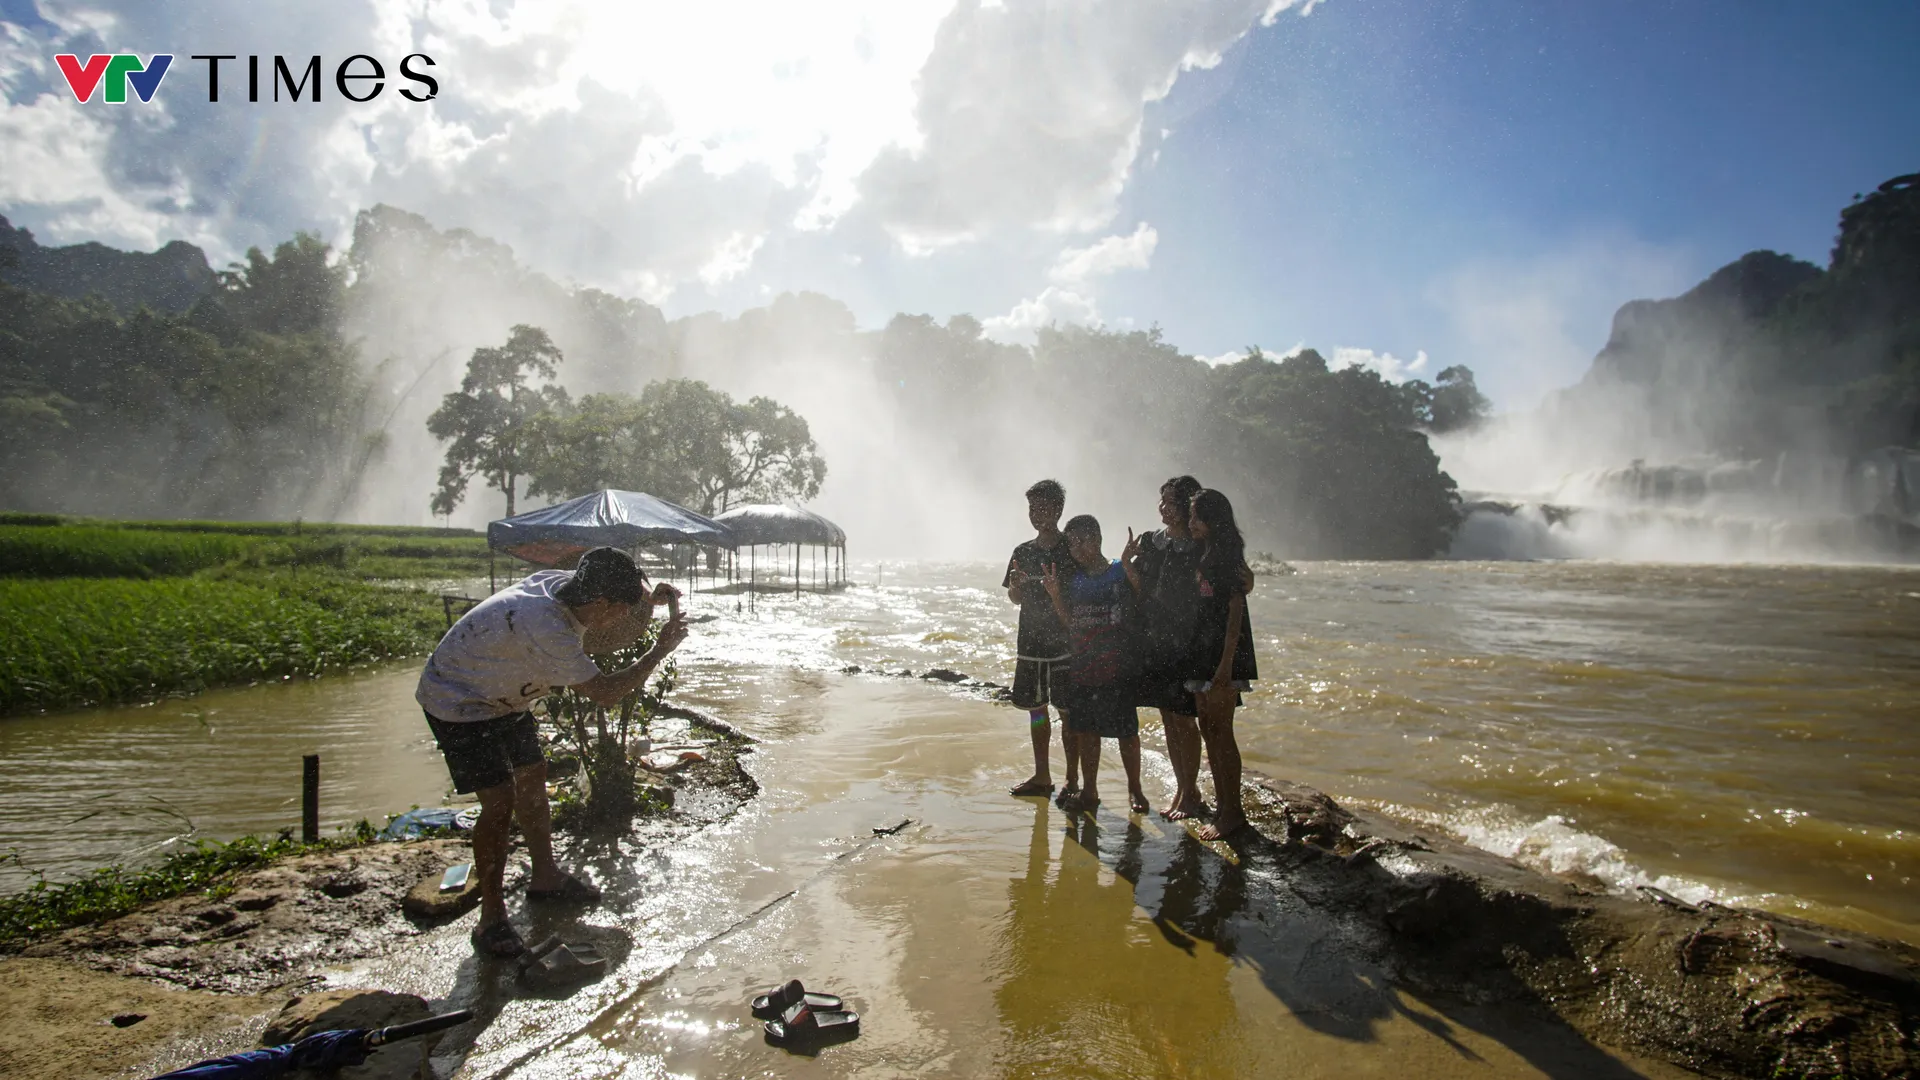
[364,1010,474,1047]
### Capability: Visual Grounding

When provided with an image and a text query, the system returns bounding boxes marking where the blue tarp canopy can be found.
[711,503,846,547]
[488,490,734,566]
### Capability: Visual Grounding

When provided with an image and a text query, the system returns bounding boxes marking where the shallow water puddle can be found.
[343,673,1683,1079]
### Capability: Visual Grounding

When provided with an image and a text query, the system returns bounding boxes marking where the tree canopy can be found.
[427,325,569,517]
[525,378,825,515]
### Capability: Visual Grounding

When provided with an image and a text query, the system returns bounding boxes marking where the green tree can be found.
[427,325,569,517]
[523,379,825,514]
[1427,365,1492,433]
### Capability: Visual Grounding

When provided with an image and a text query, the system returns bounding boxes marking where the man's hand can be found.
[647,614,689,660]
[1041,562,1062,602]
[1121,527,1141,565]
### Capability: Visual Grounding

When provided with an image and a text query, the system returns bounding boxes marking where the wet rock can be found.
[1238,772,1920,1080]
[109,1013,145,1027]
[316,871,369,898]
[263,988,436,1080]
[401,867,480,919]
[840,665,862,674]
[920,668,967,683]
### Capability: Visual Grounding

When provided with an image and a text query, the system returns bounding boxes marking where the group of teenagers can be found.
[1002,476,1259,842]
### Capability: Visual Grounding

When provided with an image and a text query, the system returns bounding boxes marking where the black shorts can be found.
[424,710,544,793]
[1010,657,1069,711]
[1063,685,1140,740]
[1135,667,1195,714]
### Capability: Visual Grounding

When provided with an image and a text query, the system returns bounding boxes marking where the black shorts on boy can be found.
[424,710,545,793]
[1010,655,1069,710]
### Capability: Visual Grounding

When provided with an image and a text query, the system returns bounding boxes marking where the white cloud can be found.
[984,221,1159,341]
[1048,222,1157,284]
[981,283,1100,339]
[856,0,1321,251]
[698,231,766,287]
[0,1,1324,312]
[1330,346,1428,383]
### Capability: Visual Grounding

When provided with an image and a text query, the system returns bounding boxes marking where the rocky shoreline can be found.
[1237,775,1920,1079]
[3,697,1914,1079]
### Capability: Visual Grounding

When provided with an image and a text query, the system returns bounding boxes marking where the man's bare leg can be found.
[1195,704,1246,841]
[511,761,568,893]
[1160,710,1206,819]
[1010,710,1055,795]
[1056,716,1082,806]
[1075,733,1102,811]
[471,781,515,931]
[1120,734,1148,813]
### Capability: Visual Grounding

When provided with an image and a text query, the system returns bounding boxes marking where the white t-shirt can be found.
[415,570,604,723]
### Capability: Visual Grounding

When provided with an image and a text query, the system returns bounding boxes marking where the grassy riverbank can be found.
[0,831,373,950]
[0,516,494,715]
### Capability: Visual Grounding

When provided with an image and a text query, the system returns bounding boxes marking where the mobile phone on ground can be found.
[439,862,472,892]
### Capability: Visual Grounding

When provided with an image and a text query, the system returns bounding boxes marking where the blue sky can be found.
[1110,0,1920,402]
[2,0,1916,409]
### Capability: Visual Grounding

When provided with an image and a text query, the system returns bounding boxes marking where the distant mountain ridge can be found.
[1557,172,1920,459]
[0,216,217,314]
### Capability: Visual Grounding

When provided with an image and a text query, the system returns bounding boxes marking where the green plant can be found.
[542,634,677,831]
[0,831,375,949]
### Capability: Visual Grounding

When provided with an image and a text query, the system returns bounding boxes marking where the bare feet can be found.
[1162,796,1210,821]
[1195,814,1247,842]
[1009,776,1055,797]
[1055,786,1080,809]
[1128,788,1149,814]
[1071,791,1101,813]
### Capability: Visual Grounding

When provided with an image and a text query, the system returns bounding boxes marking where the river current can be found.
[3,559,1914,945]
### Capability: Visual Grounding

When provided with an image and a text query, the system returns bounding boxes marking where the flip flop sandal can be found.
[527,873,602,904]
[763,1001,860,1045]
[752,978,845,1020]
[1008,779,1056,798]
[521,940,608,987]
[471,920,526,958]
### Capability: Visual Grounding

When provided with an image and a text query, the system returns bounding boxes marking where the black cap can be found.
[568,547,647,604]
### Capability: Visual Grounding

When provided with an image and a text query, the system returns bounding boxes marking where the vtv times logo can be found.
[55,53,171,104]
[55,52,438,104]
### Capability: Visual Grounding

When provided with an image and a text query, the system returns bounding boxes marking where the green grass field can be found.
[0,516,497,715]
[0,574,446,714]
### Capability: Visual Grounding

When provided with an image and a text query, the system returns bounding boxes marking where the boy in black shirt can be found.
[1003,479,1075,799]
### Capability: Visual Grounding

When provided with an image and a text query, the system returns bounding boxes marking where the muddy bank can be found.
[0,718,756,1078]
[9,719,754,993]
[1237,775,1920,1080]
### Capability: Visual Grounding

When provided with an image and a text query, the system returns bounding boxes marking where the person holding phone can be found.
[416,546,688,957]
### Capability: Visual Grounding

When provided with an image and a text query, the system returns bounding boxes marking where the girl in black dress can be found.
[1185,489,1258,841]
[1130,475,1208,819]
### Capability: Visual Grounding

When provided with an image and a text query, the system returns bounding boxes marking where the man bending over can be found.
[416,546,688,957]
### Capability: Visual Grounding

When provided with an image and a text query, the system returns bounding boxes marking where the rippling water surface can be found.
[4,558,1917,949]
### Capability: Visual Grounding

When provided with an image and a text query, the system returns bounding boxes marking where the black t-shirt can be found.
[1133,529,1203,663]
[1003,535,1071,659]
[1185,563,1258,683]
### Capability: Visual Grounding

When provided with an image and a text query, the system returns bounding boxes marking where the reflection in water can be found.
[995,807,1242,1077]
[5,559,1916,948]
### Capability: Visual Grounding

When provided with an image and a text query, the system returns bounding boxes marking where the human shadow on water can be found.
[1058,808,1656,1080]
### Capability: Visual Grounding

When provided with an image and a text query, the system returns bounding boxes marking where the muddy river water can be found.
[4,559,1919,1076]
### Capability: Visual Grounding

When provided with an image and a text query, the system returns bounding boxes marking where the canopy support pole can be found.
[489,549,496,594]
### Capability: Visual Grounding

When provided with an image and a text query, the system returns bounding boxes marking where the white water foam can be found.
[1373,801,1729,906]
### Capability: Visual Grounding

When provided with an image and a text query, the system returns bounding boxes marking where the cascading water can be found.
[1445,448,1920,562]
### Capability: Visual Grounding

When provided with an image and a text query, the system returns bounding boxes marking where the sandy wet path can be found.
[318,672,1686,1079]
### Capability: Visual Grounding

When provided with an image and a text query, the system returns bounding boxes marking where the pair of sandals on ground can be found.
[470,872,602,957]
[752,979,861,1045]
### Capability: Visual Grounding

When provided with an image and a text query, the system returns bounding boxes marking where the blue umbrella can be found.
[150,1011,472,1079]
